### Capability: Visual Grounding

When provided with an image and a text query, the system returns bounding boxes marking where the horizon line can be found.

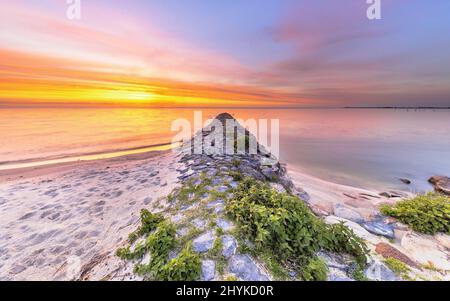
[1,103,449,110]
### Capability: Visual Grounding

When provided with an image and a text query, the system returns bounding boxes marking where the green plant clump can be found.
[157,244,201,281]
[143,221,177,271]
[301,257,328,281]
[117,211,201,281]
[384,258,411,280]
[208,236,227,275]
[351,266,369,282]
[381,192,450,234]
[128,209,164,243]
[225,177,369,280]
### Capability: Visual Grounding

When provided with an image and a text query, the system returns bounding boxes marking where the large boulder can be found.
[428,176,450,195]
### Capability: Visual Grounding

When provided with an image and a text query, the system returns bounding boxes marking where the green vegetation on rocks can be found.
[380,192,450,234]
[117,212,201,281]
[302,257,328,281]
[128,209,164,243]
[157,243,201,281]
[383,258,411,280]
[225,177,369,280]
[208,236,226,275]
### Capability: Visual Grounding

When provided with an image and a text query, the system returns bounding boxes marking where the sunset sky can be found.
[1,0,450,107]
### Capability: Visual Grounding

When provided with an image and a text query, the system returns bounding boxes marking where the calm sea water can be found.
[1,108,449,192]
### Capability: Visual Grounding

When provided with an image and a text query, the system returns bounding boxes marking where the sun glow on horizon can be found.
[1,1,449,108]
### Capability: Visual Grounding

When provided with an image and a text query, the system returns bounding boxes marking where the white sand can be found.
[288,167,412,220]
[0,150,182,280]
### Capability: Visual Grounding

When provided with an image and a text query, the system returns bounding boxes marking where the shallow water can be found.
[1,107,449,192]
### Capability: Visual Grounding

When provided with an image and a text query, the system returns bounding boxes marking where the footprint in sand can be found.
[40,211,52,219]
[143,197,152,205]
[10,264,27,275]
[49,245,65,255]
[19,212,36,220]
[48,212,61,220]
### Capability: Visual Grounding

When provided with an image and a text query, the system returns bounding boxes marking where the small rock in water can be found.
[192,231,215,253]
[228,255,270,281]
[362,221,395,239]
[201,260,216,281]
[221,235,238,258]
[399,178,412,185]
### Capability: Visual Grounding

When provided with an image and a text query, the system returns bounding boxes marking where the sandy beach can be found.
[0,150,181,280]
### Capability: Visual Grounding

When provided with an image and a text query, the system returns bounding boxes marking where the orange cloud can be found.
[0,2,311,107]
[0,48,309,107]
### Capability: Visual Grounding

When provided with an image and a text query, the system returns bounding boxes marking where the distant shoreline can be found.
[1,104,449,110]
[343,106,450,110]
